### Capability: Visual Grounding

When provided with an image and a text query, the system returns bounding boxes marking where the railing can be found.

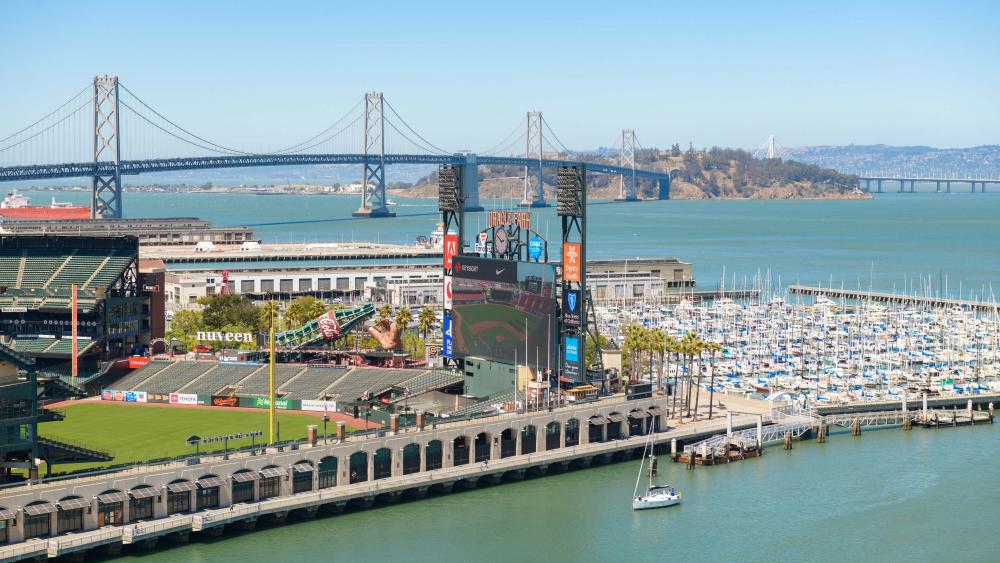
[49,527,122,555]
[122,515,193,543]
[0,539,48,559]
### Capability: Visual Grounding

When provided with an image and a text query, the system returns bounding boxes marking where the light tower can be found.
[91,75,122,218]
[353,91,395,218]
[616,128,638,201]
[519,111,548,207]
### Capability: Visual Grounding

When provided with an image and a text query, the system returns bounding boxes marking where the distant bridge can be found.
[0,76,670,219]
[858,176,999,193]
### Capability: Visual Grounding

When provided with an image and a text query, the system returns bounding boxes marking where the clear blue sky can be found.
[2,0,997,152]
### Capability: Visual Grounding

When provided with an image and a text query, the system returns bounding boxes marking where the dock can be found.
[788,284,999,312]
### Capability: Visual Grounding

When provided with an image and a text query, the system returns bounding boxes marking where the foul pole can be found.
[269,301,276,444]
[71,285,78,384]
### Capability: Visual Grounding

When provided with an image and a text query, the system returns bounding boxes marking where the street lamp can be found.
[322,415,329,444]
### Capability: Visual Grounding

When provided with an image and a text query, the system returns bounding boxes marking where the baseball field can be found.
[38,401,350,475]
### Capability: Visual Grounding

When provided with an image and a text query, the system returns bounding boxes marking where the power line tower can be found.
[519,111,548,207]
[91,75,122,218]
[616,128,638,201]
[353,91,395,218]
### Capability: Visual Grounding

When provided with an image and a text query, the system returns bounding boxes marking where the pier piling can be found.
[851,420,861,436]
[783,431,792,450]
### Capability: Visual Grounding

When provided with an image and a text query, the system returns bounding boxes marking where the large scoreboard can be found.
[447,255,557,365]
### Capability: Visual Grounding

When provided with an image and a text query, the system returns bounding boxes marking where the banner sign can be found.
[487,211,531,230]
[443,276,453,310]
[211,395,239,407]
[317,310,343,340]
[563,289,581,328]
[101,389,147,403]
[443,234,459,270]
[127,356,151,369]
[169,392,199,405]
[196,331,254,343]
[565,335,580,363]
[442,315,453,358]
[301,399,336,412]
[528,236,544,261]
[562,243,582,282]
[244,396,299,410]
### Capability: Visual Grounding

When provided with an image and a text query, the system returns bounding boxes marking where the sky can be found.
[1,0,998,153]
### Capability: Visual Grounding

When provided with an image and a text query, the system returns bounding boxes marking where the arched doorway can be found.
[258,466,284,500]
[318,456,338,489]
[453,436,469,466]
[292,461,315,493]
[57,496,87,534]
[96,490,126,527]
[230,471,256,503]
[402,444,421,474]
[607,412,624,440]
[588,415,607,443]
[129,485,157,520]
[373,448,392,480]
[425,440,443,471]
[349,452,368,483]
[520,425,537,455]
[23,501,54,539]
[565,419,580,447]
[500,429,517,458]
[166,479,194,514]
[545,422,561,450]
[474,432,490,462]
[196,474,223,509]
[628,409,647,435]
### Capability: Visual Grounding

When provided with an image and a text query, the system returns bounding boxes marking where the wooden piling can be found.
[817,424,827,443]
[784,431,792,450]
[903,416,911,431]
[852,420,861,436]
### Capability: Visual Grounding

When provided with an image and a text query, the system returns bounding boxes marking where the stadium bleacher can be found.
[238,365,307,396]
[111,360,174,390]
[323,367,418,402]
[279,366,351,400]
[180,363,261,395]
[140,362,217,394]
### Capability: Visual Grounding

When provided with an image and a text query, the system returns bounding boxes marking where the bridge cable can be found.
[479,122,525,156]
[382,99,450,155]
[120,83,255,155]
[383,118,448,155]
[540,117,572,154]
[268,99,364,155]
[119,100,244,155]
[0,97,92,153]
[275,113,364,155]
[0,84,90,145]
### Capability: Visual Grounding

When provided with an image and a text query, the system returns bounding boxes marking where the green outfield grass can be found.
[39,402,347,475]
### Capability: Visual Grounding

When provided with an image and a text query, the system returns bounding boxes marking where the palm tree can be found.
[623,324,645,383]
[680,332,702,418]
[395,307,413,353]
[417,307,437,340]
[378,304,393,321]
[691,336,708,418]
[667,336,681,418]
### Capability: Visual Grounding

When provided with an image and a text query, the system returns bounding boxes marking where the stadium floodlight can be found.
[438,164,463,212]
[556,165,584,217]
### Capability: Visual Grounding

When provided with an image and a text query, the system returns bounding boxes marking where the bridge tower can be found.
[616,129,638,201]
[91,75,122,219]
[353,92,395,218]
[519,111,548,208]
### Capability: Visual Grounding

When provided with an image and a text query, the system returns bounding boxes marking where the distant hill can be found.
[395,147,865,200]
[784,144,1000,178]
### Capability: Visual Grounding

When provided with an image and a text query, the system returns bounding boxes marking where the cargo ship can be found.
[0,189,91,220]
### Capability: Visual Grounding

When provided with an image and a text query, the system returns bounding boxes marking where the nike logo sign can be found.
[495,268,505,275]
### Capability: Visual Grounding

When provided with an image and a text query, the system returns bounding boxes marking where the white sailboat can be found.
[632,435,681,510]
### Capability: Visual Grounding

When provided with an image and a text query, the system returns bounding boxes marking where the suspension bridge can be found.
[0,76,671,219]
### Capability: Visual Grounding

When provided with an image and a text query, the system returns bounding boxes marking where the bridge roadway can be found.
[0,396,762,560]
[0,154,672,184]
[788,284,1000,313]
[858,176,998,193]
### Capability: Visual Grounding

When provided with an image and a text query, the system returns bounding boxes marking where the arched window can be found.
[402,444,421,475]
[500,429,517,458]
[425,440,443,471]
[520,425,537,455]
[292,460,315,494]
[349,451,368,484]
[565,419,580,447]
[453,436,469,466]
[545,422,561,450]
[373,448,392,480]
[474,432,490,462]
[318,456,338,489]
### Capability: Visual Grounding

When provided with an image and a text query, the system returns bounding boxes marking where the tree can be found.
[198,295,261,331]
[286,296,327,329]
[166,309,203,351]
[417,307,437,340]
[378,304,393,321]
[395,307,413,353]
[259,300,284,332]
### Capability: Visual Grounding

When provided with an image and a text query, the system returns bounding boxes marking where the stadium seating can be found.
[445,390,518,417]
[238,365,307,396]
[395,370,463,398]
[0,250,22,285]
[279,366,351,400]
[111,360,174,390]
[323,367,418,402]
[140,361,217,394]
[181,363,261,395]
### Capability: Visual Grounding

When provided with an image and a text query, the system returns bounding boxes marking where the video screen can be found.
[450,256,557,365]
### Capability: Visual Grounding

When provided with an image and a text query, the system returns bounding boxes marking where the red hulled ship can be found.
[0,189,92,220]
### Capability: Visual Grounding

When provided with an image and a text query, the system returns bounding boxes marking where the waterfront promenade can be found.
[1,395,761,560]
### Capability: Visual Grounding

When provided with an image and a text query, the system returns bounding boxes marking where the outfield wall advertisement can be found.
[449,255,557,365]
